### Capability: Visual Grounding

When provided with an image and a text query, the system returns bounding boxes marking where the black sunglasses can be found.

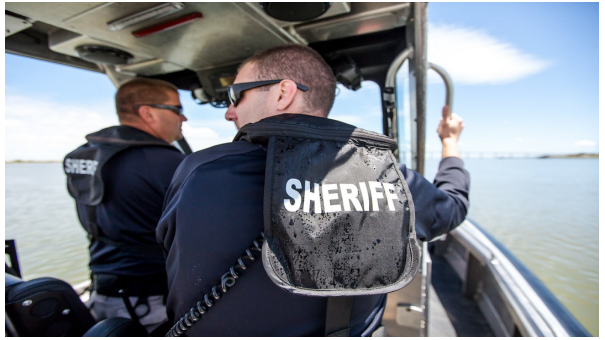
[228,80,309,107]
[133,104,184,116]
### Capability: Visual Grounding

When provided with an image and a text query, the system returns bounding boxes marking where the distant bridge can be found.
[399,152,570,160]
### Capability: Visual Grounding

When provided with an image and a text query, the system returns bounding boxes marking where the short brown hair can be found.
[115,78,178,119]
[241,44,336,116]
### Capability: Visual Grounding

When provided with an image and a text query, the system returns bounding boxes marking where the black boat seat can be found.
[5,273,96,336]
[5,271,22,288]
[83,317,148,337]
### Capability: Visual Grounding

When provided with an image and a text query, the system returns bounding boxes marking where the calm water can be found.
[5,159,599,335]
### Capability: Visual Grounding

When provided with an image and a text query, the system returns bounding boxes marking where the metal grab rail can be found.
[385,47,414,88]
[382,46,414,162]
[428,62,454,116]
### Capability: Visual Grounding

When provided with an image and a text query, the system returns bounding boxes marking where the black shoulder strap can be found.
[86,205,163,257]
[325,296,354,336]
[86,205,101,242]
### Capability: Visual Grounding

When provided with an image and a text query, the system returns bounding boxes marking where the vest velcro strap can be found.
[325,296,354,336]
[93,272,168,297]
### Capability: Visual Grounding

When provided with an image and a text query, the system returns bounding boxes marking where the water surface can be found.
[425,158,598,336]
[5,159,598,335]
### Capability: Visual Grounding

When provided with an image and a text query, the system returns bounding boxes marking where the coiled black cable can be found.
[166,233,265,337]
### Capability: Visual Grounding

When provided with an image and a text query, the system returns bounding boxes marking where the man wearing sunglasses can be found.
[158,45,469,336]
[223,47,334,128]
[64,78,187,332]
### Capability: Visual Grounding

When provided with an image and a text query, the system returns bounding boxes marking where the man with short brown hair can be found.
[64,77,187,332]
[157,44,469,336]
[224,44,337,129]
[115,78,186,143]
[239,44,337,115]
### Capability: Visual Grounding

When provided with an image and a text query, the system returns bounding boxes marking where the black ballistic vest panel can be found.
[236,114,420,296]
[64,126,172,205]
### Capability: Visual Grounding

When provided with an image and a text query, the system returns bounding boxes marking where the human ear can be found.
[276,80,298,111]
[138,105,156,123]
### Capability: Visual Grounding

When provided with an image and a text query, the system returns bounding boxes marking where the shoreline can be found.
[6,160,62,164]
[537,153,598,159]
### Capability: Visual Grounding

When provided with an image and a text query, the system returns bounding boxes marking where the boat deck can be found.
[430,254,494,336]
[383,249,493,337]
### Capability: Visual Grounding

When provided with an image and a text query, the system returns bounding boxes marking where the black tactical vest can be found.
[64,126,176,257]
[235,114,420,297]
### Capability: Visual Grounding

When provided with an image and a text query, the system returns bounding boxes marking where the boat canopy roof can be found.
[6,2,412,105]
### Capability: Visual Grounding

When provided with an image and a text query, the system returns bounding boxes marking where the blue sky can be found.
[4,2,600,161]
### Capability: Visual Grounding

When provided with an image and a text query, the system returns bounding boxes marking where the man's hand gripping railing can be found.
[166,233,265,337]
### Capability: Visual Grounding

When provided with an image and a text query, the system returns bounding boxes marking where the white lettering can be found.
[383,183,399,211]
[283,179,402,214]
[322,183,341,213]
[359,182,370,211]
[284,178,302,212]
[64,158,73,174]
[64,158,98,176]
[79,159,86,174]
[368,181,384,212]
[340,184,362,212]
[303,181,322,213]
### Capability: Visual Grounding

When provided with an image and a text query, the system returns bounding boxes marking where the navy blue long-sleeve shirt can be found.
[156,141,469,336]
[75,144,185,277]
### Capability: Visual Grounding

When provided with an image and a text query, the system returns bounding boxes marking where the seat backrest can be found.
[83,317,148,337]
[5,274,96,336]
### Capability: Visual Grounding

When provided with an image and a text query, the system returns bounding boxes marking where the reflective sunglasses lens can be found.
[228,87,237,107]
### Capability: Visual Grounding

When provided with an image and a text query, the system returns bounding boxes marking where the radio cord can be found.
[166,233,265,337]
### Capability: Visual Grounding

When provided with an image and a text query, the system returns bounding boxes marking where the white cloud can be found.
[516,137,525,142]
[574,139,596,147]
[427,23,551,85]
[330,82,384,132]
[6,94,117,161]
[5,93,242,160]
[335,84,377,101]
[181,123,233,151]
